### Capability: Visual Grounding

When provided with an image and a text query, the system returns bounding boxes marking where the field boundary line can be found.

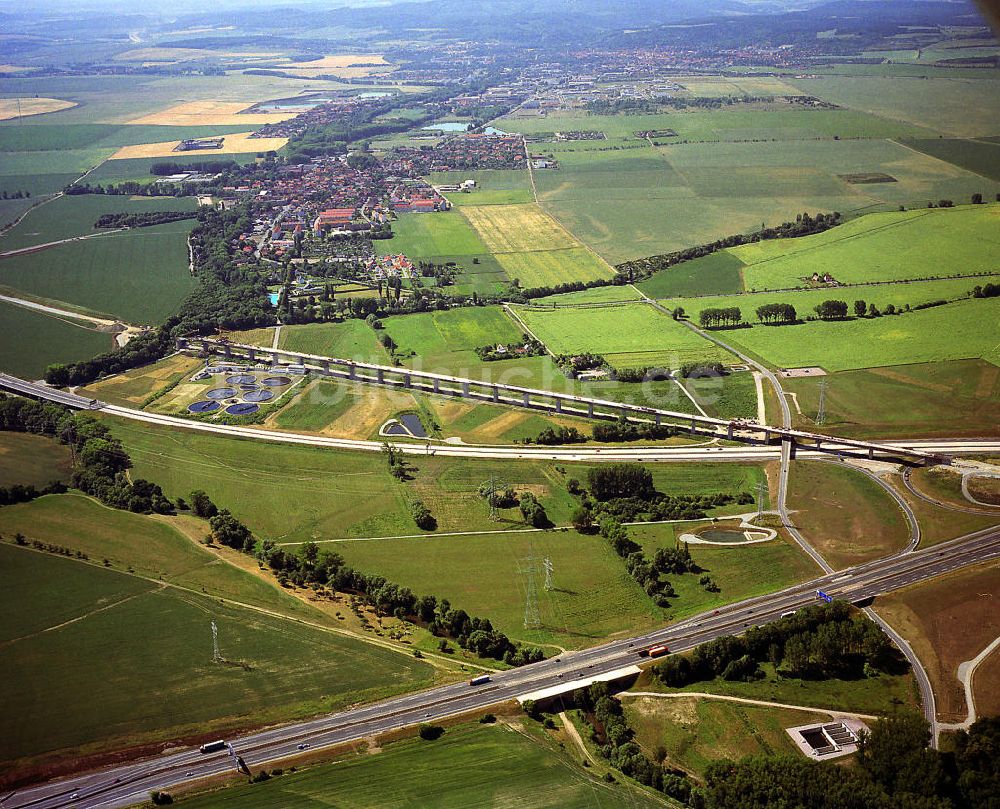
[503,303,556,356]
[891,137,1000,184]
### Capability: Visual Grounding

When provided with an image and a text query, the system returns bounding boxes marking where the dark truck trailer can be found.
[199,740,227,754]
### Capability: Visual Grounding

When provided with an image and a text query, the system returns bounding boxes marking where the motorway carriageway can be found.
[10,524,1000,809]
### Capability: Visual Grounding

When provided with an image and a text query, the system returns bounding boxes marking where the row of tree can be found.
[94,211,197,229]
[655,601,894,687]
[699,307,744,328]
[0,395,173,515]
[755,302,798,325]
[192,489,543,666]
[616,211,843,281]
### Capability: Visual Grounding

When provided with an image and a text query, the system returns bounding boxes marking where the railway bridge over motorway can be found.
[181,336,947,465]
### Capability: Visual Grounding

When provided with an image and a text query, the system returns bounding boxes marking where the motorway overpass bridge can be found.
[183,336,946,466]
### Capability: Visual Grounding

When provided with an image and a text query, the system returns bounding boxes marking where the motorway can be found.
[8,524,1000,809]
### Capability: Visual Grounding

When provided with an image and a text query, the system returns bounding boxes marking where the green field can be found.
[788,74,1000,138]
[540,284,644,304]
[647,660,917,716]
[637,251,746,298]
[782,359,1000,439]
[502,107,936,145]
[179,721,660,809]
[0,193,198,252]
[334,530,660,649]
[386,212,509,295]
[279,318,392,364]
[107,417,587,540]
[682,371,759,420]
[731,205,1000,290]
[427,169,534,206]
[724,297,1000,372]
[903,138,1000,182]
[661,277,986,324]
[83,152,262,185]
[786,462,910,570]
[383,306,523,369]
[628,524,821,623]
[534,137,994,265]
[389,210,491,256]
[0,300,113,378]
[514,303,732,368]
[0,433,72,488]
[0,221,196,323]
[0,539,432,771]
[0,123,252,153]
[624,696,829,776]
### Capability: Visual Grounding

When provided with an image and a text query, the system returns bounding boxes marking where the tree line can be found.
[616,211,843,281]
[47,207,275,387]
[193,489,545,666]
[0,395,173,515]
[94,211,198,229]
[654,601,894,687]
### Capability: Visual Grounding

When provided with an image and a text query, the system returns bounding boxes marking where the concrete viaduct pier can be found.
[181,337,947,466]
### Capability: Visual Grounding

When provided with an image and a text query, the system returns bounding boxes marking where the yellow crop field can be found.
[109,131,288,159]
[461,204,580,253]
[277,53,393,78]
[127,100,298,127]
[0,97,76,120]
[497,247,613,288]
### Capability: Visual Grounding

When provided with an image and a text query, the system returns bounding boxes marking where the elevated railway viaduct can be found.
[180,337,946,466]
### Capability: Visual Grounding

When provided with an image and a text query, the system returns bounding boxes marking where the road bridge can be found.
[182,336,947,465]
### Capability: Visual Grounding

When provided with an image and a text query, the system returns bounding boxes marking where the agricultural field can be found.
[390,211,491,258]
[386,211,509,295]
[0,194,198,252]
[0,539,432,774]
[460,204,614,288]
[0,433,72,489]
[539,284,644,304]
[536,137,994,265]
[179,720,659,809]
[0,220,196,323]
[623,695,830,776]
[495,248,614,290]
[108,131,289,160]
[461,203,579,252]
[0,97,76,120]
[874,560,1000,723]
[428,169,535,206]
[382,306,523,370]
[637,252,745,298]
[661,278,986,324]
[0,300,114,379]
[126,100,298,127]
[333,529,661,650]
[513,303,732,369]
[279,318,392,364]
[788,74,1000,138]
[903,137,1000,182]
[731,205,1000,290]
[722,297,1000,373]
[786,462,910,570]
[781,360,1000,439]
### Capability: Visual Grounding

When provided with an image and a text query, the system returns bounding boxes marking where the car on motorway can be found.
[297,743,309,750]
